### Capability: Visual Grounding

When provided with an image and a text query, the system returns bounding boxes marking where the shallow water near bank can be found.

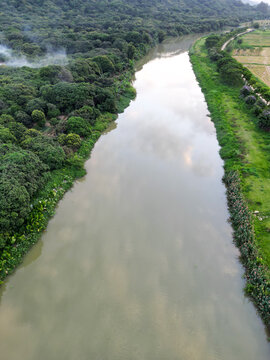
[0,35,269,360]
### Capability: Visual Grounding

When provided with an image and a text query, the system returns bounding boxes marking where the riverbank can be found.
[190,37,270,330]
[0,84,135,285]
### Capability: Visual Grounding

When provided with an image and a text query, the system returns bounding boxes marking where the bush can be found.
[66,116,91,137]
[244,95,256,105]
[49,117,59,126]
[241,85,252,97]
[258,110,270,131]
[252,105,263,116]
[66,154,84,169]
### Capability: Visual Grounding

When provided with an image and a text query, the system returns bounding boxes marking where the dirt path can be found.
[221,28,254,51]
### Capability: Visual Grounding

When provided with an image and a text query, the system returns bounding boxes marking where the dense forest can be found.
[0,0,267,278]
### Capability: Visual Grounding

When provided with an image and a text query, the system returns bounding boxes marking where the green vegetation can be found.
[190,34,270,329]
[0,1,267,282]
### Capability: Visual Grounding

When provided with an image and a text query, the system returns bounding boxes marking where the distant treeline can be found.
[0,0,267,57]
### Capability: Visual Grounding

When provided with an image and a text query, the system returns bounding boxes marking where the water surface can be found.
[0,35,269,360]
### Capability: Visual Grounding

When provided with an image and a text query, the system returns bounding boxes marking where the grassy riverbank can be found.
[190,38,270,329]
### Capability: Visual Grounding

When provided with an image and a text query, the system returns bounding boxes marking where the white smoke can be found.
[0,44,68,68]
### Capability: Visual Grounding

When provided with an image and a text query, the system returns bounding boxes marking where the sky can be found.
[242,0,270,4]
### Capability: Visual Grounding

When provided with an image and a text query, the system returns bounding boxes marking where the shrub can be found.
[258,110,270,131]
[244,95,256,105]
[49,117,59,126]
[252,105,263,116]
[241,85,252,97]
[66,154,84,169]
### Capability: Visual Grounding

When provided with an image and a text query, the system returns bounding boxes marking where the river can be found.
[0,35,269,360]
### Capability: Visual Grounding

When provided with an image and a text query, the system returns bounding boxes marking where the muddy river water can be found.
[0,35,269,360]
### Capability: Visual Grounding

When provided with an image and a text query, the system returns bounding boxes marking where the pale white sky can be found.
[245,0,270,4]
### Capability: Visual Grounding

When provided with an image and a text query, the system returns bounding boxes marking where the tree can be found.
[92,55,115,74]
[66,116,91,137]
[0,177,30,232]
[0,149,48,196]
[94,87,117,113]
[219,65,243,86]
[32,110,46,127]
[59,133,82,149]
[127,44,136,59]
[158,31,165,43]
[0,125,16,143]
[205,34,220,49]
[39,65,62,83]
[26,98,47,115]
[0,114,14,126]
[15,111,32,128]
[7,122,27,141]
[22,134,66,170]
[41,82,94,112]
[72,105,100,125]
[47,103,60,119]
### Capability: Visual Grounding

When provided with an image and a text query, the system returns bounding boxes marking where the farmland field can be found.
[232,30,270,87]
[245,64,270,87]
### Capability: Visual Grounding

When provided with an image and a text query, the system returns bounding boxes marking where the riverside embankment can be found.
[190,36,270,331]
[0,35,269,359]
